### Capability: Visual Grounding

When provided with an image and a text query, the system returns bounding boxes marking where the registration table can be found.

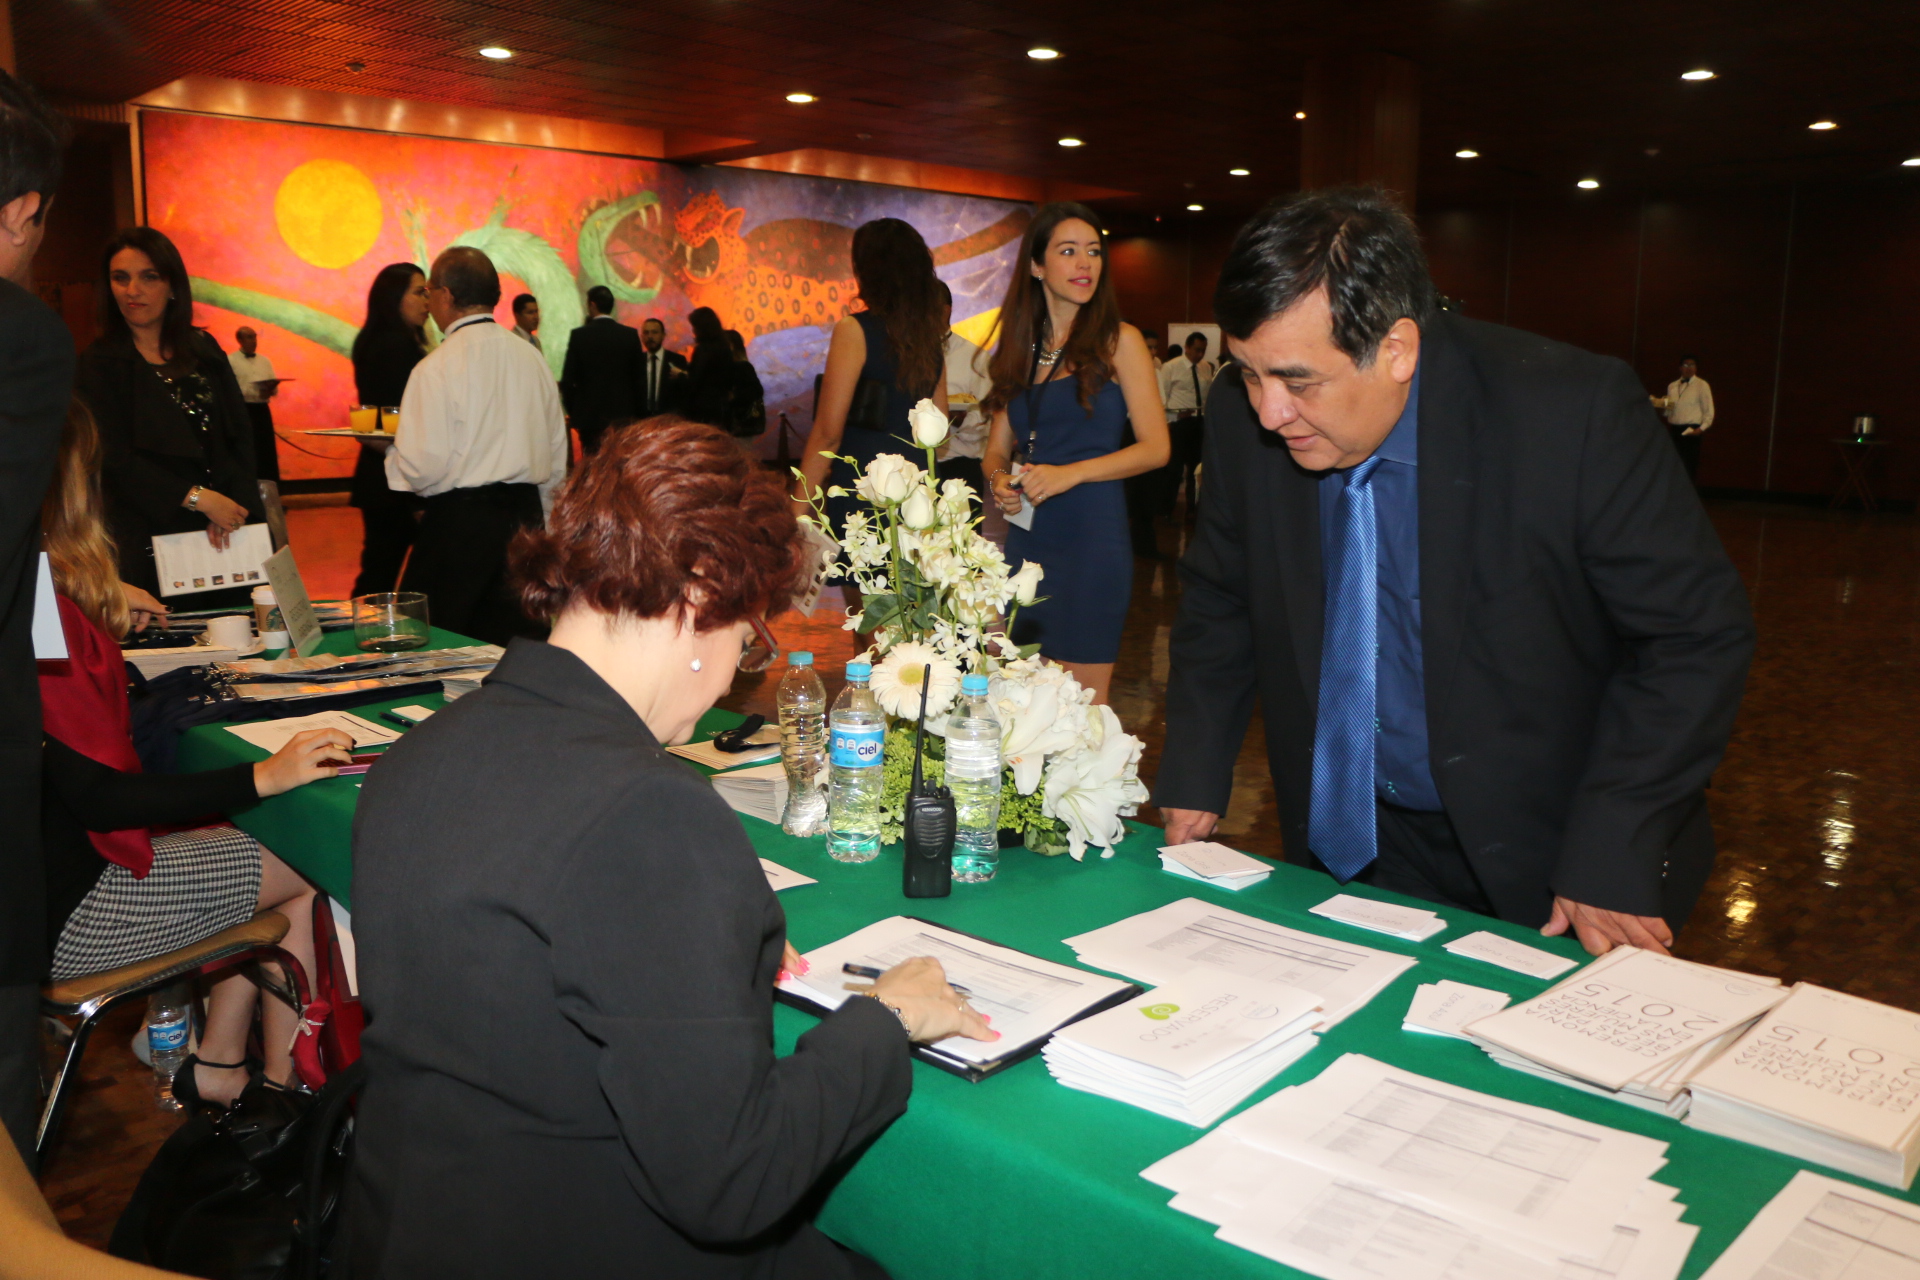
[176,637,1919,1280]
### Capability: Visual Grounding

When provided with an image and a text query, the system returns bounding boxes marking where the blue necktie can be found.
[1311,457,1383,882]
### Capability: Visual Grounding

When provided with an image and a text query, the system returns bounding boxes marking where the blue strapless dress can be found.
[1005,376,1132,664]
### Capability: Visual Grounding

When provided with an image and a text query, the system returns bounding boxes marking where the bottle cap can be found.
[845,661,872,679]
[962,674,989,694]
[788,651,814,665]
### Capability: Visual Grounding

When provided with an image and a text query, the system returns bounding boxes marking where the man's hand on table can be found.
[1161,807,1221,846]
[253,729,354,798]
[1542,896,1674,957]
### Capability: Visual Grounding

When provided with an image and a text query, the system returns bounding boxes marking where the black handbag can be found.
[811,373,894,438]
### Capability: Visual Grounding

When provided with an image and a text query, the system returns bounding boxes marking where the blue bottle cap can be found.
[962,674,989,694]
[846,661,872,679]
[789,651,814,665]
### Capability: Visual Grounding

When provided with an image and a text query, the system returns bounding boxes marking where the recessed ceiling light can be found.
[1904,157,1920,167]
[1057,136,1083,147]
[786,92,816,104]
[1576,178,1600,189]
[1680,69,1715,81]
[1294,111,1307,120]
[1455,149,1479,159]
[1809,120,1837,130]
[1229,168,1250,176]
[1187,203,1204,211]
[1027,46,1060,60]
[478,46,512,60]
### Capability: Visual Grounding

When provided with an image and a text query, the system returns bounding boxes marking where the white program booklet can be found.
[1700,1170,1920,1279]
[1404,980,1511,1038]
[1159,842,1271,891]
[1311,892,1447,941]
[1444,930,1581,979]
[152,524,274,598]
[1064,898,1417,1029]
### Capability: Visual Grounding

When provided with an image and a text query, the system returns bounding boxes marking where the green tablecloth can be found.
[174,642,1920,1280]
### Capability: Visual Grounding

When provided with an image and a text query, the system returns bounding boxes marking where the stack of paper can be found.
[1141,1053,1697,1280]
[1042,975,1322,1127]
[1064,898,1417,1029]
[666,734,782,769]
[1444,930,1582,978]
[1700,1169,1920,1278]
[1404,980,1510,1038]
[709,762,789,824]
[1464,947,1786,1116]
[1157,842,1272,892]
[1685,983,1920,1189]
[1309,892,1446,941]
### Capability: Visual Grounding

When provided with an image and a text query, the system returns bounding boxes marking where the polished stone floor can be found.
[37,498,1920,1242]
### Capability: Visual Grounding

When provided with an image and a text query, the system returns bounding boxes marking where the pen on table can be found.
[842,962,972,999]
[378,711,414,730]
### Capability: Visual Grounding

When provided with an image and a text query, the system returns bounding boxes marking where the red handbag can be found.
[289,896,364,1088]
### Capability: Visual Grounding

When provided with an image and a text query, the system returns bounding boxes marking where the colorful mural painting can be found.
[142,111,1027,482]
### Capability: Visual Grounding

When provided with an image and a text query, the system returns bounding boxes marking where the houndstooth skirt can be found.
[51,826,264,980]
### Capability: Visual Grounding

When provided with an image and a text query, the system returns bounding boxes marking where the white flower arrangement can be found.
[798,401,1149,860]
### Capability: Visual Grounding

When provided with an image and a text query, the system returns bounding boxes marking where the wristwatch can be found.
[857,991,914,1040]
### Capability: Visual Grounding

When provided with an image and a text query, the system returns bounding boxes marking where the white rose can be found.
[857,453,921,505]
[1009,560,1045,606]
[908,398,950,449]
[900,486,937,530]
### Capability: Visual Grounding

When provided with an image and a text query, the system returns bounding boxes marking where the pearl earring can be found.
[690,658,702,672]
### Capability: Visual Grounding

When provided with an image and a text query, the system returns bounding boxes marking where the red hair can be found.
[511,417,808,630]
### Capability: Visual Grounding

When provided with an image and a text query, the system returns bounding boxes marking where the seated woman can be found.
[347,417,993,1278]
[39,402,350,1109]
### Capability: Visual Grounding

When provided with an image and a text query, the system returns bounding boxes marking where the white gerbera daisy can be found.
[870,642,961,720]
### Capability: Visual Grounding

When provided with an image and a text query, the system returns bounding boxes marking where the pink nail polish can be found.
[797,957,811,975]
[776,970,791,983]
[991,1030,1003,1041]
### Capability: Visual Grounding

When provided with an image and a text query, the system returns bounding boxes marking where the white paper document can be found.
[1443,930,1581,979]
[223,710,400,753]
[151,524,274,598]
[31,553,66,658]
[1701,1170,1920,1279]
[1404,981,1511,1038]
[262,545,324,656]
[781,917,1134,1067]
[759,859,815,892]
[1064,898,1416,1029]
[712,762,790,825]
[1159,842,1272,891]
[122,644,242,678]
[1311,893,1447,942]
[666,731,783,770]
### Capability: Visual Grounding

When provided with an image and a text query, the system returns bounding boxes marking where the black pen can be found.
[842,962,972,999]
[378,711,414,729]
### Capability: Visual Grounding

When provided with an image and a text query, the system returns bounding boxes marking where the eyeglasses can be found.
[739,614,779,672]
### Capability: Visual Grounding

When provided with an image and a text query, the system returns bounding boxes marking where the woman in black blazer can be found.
[347,262,431,595]
[76,227,263,604]
[348,417,992,1278]
[680,304,735,427]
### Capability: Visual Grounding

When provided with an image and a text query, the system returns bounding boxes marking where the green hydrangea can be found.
[877,725,1068,853]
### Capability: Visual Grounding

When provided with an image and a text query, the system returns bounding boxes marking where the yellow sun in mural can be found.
[274,159,382,269]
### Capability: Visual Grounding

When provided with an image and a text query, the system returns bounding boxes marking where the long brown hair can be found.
[99,225,198,362]
[850,218,944,399]
[984,202,1121,414]
[41,399,130,640]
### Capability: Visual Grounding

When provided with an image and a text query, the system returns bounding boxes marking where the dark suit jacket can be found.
[347,640,911,1277]
[0,279,72,984]
[75,329,264,596]
[682,340,735,428]
[639,345,689,418]
[559,316,643,448]
[1157,312,1755,928]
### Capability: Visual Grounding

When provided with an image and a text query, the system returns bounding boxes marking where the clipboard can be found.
[775,916,1143,1083]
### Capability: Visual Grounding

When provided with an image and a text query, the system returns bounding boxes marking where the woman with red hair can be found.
[346,418,993,1278]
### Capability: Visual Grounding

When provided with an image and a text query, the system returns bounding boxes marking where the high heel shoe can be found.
[169,1054,256,1112]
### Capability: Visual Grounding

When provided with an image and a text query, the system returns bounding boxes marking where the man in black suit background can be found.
[1157,188,1754,956]
[637,315,687,418]
[0,69,74,1165]
[558,285,642,454]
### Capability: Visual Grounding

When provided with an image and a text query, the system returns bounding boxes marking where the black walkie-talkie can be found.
[902,669,955,898]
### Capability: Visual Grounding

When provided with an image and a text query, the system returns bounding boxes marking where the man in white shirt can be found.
[388,247,568,644]
[935,282,993,506]
[1158,330,1215,514]
[1656,356,1714,483]
[228,325,280,481]
[510,293,542,352]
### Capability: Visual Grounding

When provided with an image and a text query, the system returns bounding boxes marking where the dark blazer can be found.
[1157,312,1755,928]
[0,279,73,985]
[75,329,264,596]
[349,327,426,508]
[639,345,689,418]
[559,315,643,448]
[347,640,911,1278]
[682,339,735,427]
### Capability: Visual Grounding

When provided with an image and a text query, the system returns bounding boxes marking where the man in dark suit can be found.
[0,69,74,1166]
[637,315,688,418]
[558,285,642,454]
[1158,188,1754,956]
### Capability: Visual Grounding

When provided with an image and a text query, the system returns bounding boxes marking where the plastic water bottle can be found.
[777,652,829,837]
[945,674,1004,882]
[827,661,884,862]
[146,983,192,1112]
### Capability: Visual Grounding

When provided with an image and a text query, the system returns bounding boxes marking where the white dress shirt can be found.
[228,350,276,403]
[1663,376,1714,430]
[1160,353,1215,418]
[941,334,994,460]
[387,314,570,510]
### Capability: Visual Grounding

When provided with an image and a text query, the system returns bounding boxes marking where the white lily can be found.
[1042,704,1149,859]
[908,398,950,449]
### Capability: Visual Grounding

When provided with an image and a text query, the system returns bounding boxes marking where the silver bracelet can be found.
[184,485,203,512]
[858,992,913,1040]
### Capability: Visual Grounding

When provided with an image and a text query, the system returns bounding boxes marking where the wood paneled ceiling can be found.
[16,0,1920,221]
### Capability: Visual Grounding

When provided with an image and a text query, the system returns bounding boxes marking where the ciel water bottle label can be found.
[149,1016,189,1053]
[830,725,884,769]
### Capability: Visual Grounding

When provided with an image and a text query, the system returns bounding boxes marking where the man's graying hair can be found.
[1214,186,1436,367]
[431,246,500,310]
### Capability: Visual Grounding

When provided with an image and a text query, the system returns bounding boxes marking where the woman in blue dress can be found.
[982,203,1169,704]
